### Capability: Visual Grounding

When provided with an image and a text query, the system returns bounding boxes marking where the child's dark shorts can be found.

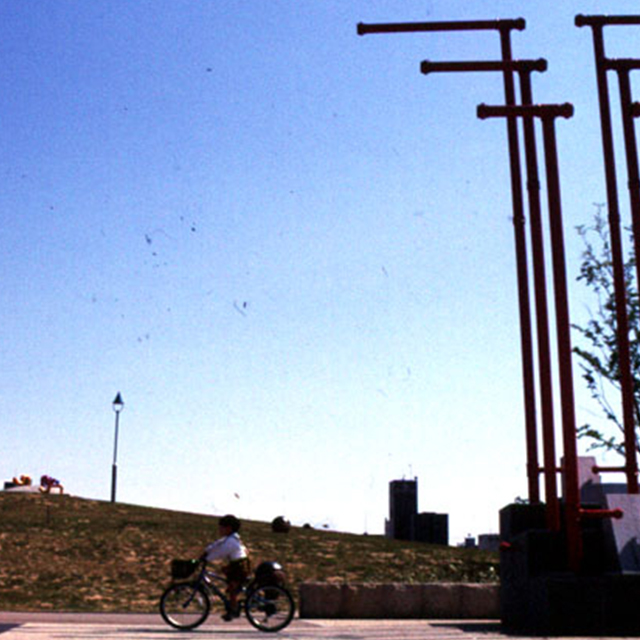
[225,558,251,584]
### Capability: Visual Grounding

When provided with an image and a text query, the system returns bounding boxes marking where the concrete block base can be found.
[298,583,499,619]
[502,573,640,635]
[500,494,640,635]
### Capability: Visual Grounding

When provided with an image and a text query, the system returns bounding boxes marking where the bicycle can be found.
[159,558,295,632]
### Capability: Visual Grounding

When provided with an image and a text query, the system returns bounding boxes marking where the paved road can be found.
[1,615,633,640]
[0,615,511,640]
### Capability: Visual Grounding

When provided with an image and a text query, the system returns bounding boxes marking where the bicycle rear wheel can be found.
[160,582,210,629]
[245,584,295,632]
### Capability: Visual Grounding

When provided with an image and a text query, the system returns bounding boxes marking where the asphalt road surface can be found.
[0,615,513,640]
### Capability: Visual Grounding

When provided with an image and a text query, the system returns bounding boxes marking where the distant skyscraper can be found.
[385,477,449,545]
[388,478,418,541]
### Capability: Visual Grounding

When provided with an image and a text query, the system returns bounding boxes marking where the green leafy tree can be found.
[572,207,640,455]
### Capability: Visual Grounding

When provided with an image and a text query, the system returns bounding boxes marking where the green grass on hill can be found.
[0,493,498,612]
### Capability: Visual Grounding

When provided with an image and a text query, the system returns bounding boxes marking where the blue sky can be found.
[1,0,639,544]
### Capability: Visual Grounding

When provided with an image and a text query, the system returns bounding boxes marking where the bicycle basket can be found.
[170,559,198,579]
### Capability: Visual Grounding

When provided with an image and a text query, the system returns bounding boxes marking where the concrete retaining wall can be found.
[298,582,499,619]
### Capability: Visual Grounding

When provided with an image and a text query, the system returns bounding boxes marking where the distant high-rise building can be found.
[388,479,418,541]
[413,512,449,546]
[385,477,449,545]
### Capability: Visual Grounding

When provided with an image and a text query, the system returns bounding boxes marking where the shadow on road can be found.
[0,625,19,635]
[430,621,504,635]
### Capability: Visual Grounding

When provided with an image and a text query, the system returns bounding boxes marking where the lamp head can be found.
[112,392,124,413]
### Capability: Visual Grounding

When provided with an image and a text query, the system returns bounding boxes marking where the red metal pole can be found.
[605,59,640,314]
[575,15,640,28]
[358,19,541,507]
[576,17,639,494]
[497,27,541,512]
[421,57,558,517]
[421,58,550,511]
[612,62,640,469]
[540,111,582,572]
[420,59,546,75]
[518,69,560,528]
[358,18,525,35]
[579,507,624,519]
[478,102,582,570]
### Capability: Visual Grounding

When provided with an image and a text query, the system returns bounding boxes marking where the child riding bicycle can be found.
[202,514,251,620]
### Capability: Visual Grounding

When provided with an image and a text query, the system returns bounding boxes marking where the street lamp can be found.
[111,392,124,503]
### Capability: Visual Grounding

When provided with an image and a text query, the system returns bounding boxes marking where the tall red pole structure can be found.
[576,15,640,494]
[478,103,581,569]
[517,66,560,528]
[357,18,542,507]
[358,15,634,575]
[420,57,559,530]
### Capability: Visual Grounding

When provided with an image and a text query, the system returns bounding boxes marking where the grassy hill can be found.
[0,492,498,612]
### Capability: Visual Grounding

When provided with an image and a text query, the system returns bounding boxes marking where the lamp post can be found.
[111,392,124,503]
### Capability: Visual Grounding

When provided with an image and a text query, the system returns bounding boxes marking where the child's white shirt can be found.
[205,532,248,563]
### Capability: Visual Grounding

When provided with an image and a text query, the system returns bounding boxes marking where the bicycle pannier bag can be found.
[255,561,286,587]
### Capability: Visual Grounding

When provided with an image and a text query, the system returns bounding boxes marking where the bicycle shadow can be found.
[0,624,19,635]
[430,621,506,635]
[122,627,261,636]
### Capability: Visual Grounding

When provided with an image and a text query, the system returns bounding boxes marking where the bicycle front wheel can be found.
[245,584,295,632]
[160,582,210,629]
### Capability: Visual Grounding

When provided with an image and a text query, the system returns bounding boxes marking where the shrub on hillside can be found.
[271,516,291,533]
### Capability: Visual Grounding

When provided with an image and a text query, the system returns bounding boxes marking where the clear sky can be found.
[1,0,639,544]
